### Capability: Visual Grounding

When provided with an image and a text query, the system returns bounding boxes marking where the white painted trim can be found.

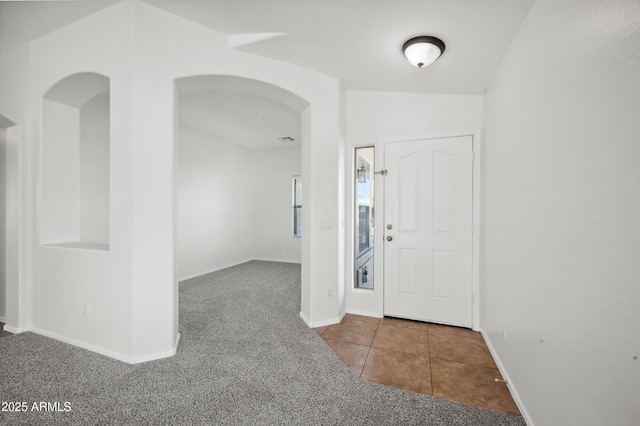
[3,324,26,334]
[299,310,311,326]
[28,327,178,364]
[377,129,482,330]
[300,310,345,328]
[373,141,385,316]
[178,258,254,281]
[129,332,181,364]
[346,309,382,319]
[346,144,376,315]
[0,316,6,323]
[29,327,135,363]
[378,129,483,145]
[252,258,301,264]
[179,258,301,282]
[471,129,482,331]
[481,329,534,426]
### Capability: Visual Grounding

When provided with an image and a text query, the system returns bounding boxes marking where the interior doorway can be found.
[173,76,307,282]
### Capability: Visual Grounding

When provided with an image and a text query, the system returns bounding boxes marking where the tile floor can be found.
[315,314,520,415]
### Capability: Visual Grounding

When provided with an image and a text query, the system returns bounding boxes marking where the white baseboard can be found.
[178,258,254,282]
[299,310,345,328]
[28,327,178,365]
[179,258,301,282]
[299,311,311,327]
[481,329,534,426]
[129,332,181,364]
[3,324,27,334]
[253,257,302,264]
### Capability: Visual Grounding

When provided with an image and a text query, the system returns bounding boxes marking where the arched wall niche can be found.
[41,72,111,250]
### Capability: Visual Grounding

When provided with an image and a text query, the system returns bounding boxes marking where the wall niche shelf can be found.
[41,242,110,252]
[40,72,111,249]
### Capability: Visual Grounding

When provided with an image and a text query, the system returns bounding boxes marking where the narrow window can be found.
[292,176,302,237]
[354,147,375,289]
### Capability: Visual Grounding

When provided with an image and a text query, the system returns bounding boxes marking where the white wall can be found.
[30,0,135,360]
[482,0,640,424]
[79,95,110,244]
[177,125,254,279]
[177,130,301,279]
[0,30,31,333]
[252,147,302,263]
[0,127,6,320]
[40,100,81,244]
[8,0,342,361]
[0,123,20,326]
[132,0,342,337]
[345,91,483,317]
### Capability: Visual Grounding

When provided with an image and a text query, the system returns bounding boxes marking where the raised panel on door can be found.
[433,250,454,300]
[398,151,420,233]
[398,249,419,296]
[432,150,455,235]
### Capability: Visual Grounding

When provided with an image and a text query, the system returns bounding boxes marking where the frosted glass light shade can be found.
[402,36,446,68]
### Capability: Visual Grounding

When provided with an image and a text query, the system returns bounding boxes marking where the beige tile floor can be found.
[316,314,520,415]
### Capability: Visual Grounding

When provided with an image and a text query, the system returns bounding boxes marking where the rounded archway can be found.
[174,75,308,281]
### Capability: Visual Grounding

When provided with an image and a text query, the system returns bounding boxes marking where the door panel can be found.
[398,151,420,232]
[433,150,454,234]
[383,136,473,327]
[398,248,419,295]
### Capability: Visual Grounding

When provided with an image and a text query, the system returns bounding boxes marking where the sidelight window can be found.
[292,176,302,237]
[354,147,375,289]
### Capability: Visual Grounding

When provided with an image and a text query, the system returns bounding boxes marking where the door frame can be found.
[374,129,482,330]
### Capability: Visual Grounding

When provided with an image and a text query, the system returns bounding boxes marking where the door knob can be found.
[386,236,393,241]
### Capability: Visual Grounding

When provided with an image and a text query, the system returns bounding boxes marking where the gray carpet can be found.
[0,261,526,425]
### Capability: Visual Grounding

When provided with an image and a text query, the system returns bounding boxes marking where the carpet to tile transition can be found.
[0,261,526,425]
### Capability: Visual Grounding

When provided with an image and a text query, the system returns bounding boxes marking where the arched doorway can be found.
[173,75,308,317]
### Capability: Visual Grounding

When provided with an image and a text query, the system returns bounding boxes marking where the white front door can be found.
[383,136,473,327]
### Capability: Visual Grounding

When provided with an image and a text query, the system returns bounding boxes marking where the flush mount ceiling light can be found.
[402,36,446,68]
